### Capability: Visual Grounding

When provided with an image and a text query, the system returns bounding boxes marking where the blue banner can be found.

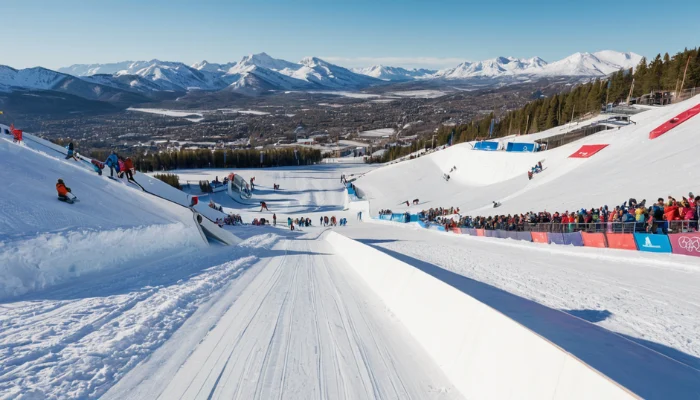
[473,141,499,151]
[506,142,536,152]
[634,233,672,253]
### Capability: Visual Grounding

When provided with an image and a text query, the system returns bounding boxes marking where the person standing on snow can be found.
[273,213,277,226]
[65,142,79,161]
[123,157,135,181]
[104,152,119,177]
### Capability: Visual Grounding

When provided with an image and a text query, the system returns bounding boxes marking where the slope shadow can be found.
[562,309,613,323]
[364,245,700,398]
[355,238,402,245]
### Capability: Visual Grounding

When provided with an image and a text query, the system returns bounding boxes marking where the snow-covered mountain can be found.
[5,50,641,102]
[434,56,548,79]
[538,51,642,77]
[432,51,641,80]
[351,65,436,81]
[190,60,236,73]
[0,66,67,92]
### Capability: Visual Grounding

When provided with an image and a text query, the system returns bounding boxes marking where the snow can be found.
[126,107,204,122]
[358,127,395,137]
[388,90,448,98]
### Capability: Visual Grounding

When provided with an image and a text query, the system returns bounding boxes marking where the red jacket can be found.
[664,205,680,221]
[56,182,69,196]
[124,158,134,170]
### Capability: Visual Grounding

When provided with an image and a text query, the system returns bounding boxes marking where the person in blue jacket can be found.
[104,151,119,177]
[65,142,79,161]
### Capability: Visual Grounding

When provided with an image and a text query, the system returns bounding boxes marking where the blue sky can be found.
[2,0,698,70]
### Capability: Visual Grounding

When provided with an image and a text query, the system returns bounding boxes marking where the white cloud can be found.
[320,56,468,70]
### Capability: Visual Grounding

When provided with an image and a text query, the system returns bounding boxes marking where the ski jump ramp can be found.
[326,231,700,399]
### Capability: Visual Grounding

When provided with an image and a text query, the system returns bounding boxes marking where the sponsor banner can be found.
[450,227,462,234]
[417,221,428,229]
[634,233,672,253]
[506,142,536,152]
[548,232,566,245]
[484,230,496,237]
[605,233,637,251]
[569,144,609,158]
[378,214,391,221]
[428,224,446,232]
[581,232,607,248]
[461,228,476,236]
[409,214,420,222]
[505,231,518,240]
[473,141,499,151]
[563,232,584,246]
[531,232,549,243]
[475,229,485,237]
[668,232,700,257]
[516,231,532,241]
[493,230,506,239]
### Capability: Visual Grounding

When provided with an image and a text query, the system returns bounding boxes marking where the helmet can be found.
[57,179,64,184]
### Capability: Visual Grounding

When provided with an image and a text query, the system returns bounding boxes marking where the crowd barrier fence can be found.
[375,214,699,257]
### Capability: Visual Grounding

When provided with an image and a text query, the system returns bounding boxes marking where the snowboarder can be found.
[357,211,362,220]
[65,142,79,161]
[404,200,410,207]
[260,201,269,212]
[123,157,135,181]
[273,213,277,226]
[117,157,126,178]
[412,199,419,205]
[493,201,501,208]
[56,179,76,203]
[527,171,533,180]
[324,216,329,226]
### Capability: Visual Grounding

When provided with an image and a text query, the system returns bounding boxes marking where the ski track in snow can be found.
[104,233,460,400]
[0,235,281,399]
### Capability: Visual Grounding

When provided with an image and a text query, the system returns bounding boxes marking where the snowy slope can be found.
[354,95,700,217]
[0,135,204,299]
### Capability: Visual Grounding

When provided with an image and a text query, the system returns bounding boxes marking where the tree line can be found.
[84,147,322,172]
[418,47,700,154]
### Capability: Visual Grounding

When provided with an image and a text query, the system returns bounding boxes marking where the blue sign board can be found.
[473,141,499,151]
[633,233,672,253]
[506,142,536,152]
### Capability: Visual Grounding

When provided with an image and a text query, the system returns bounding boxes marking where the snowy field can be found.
[3,96,700,398]
[358,127,395,138]
[126,107,204,122]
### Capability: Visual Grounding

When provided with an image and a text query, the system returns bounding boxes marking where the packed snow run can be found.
[2,95,700,399]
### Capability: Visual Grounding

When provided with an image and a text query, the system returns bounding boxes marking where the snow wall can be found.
[326,231,700,399]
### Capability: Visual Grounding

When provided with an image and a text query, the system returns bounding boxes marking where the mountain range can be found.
[0,51,641,110]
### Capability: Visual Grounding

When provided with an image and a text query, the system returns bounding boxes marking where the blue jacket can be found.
[105,154,118,167]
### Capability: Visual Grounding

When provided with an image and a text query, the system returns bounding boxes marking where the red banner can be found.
[649,104,700,139]
[569,144,609,158]
[605,233,637,251]
[581,232,607,248]
[531,232,549,243]
[668,232,700,257]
